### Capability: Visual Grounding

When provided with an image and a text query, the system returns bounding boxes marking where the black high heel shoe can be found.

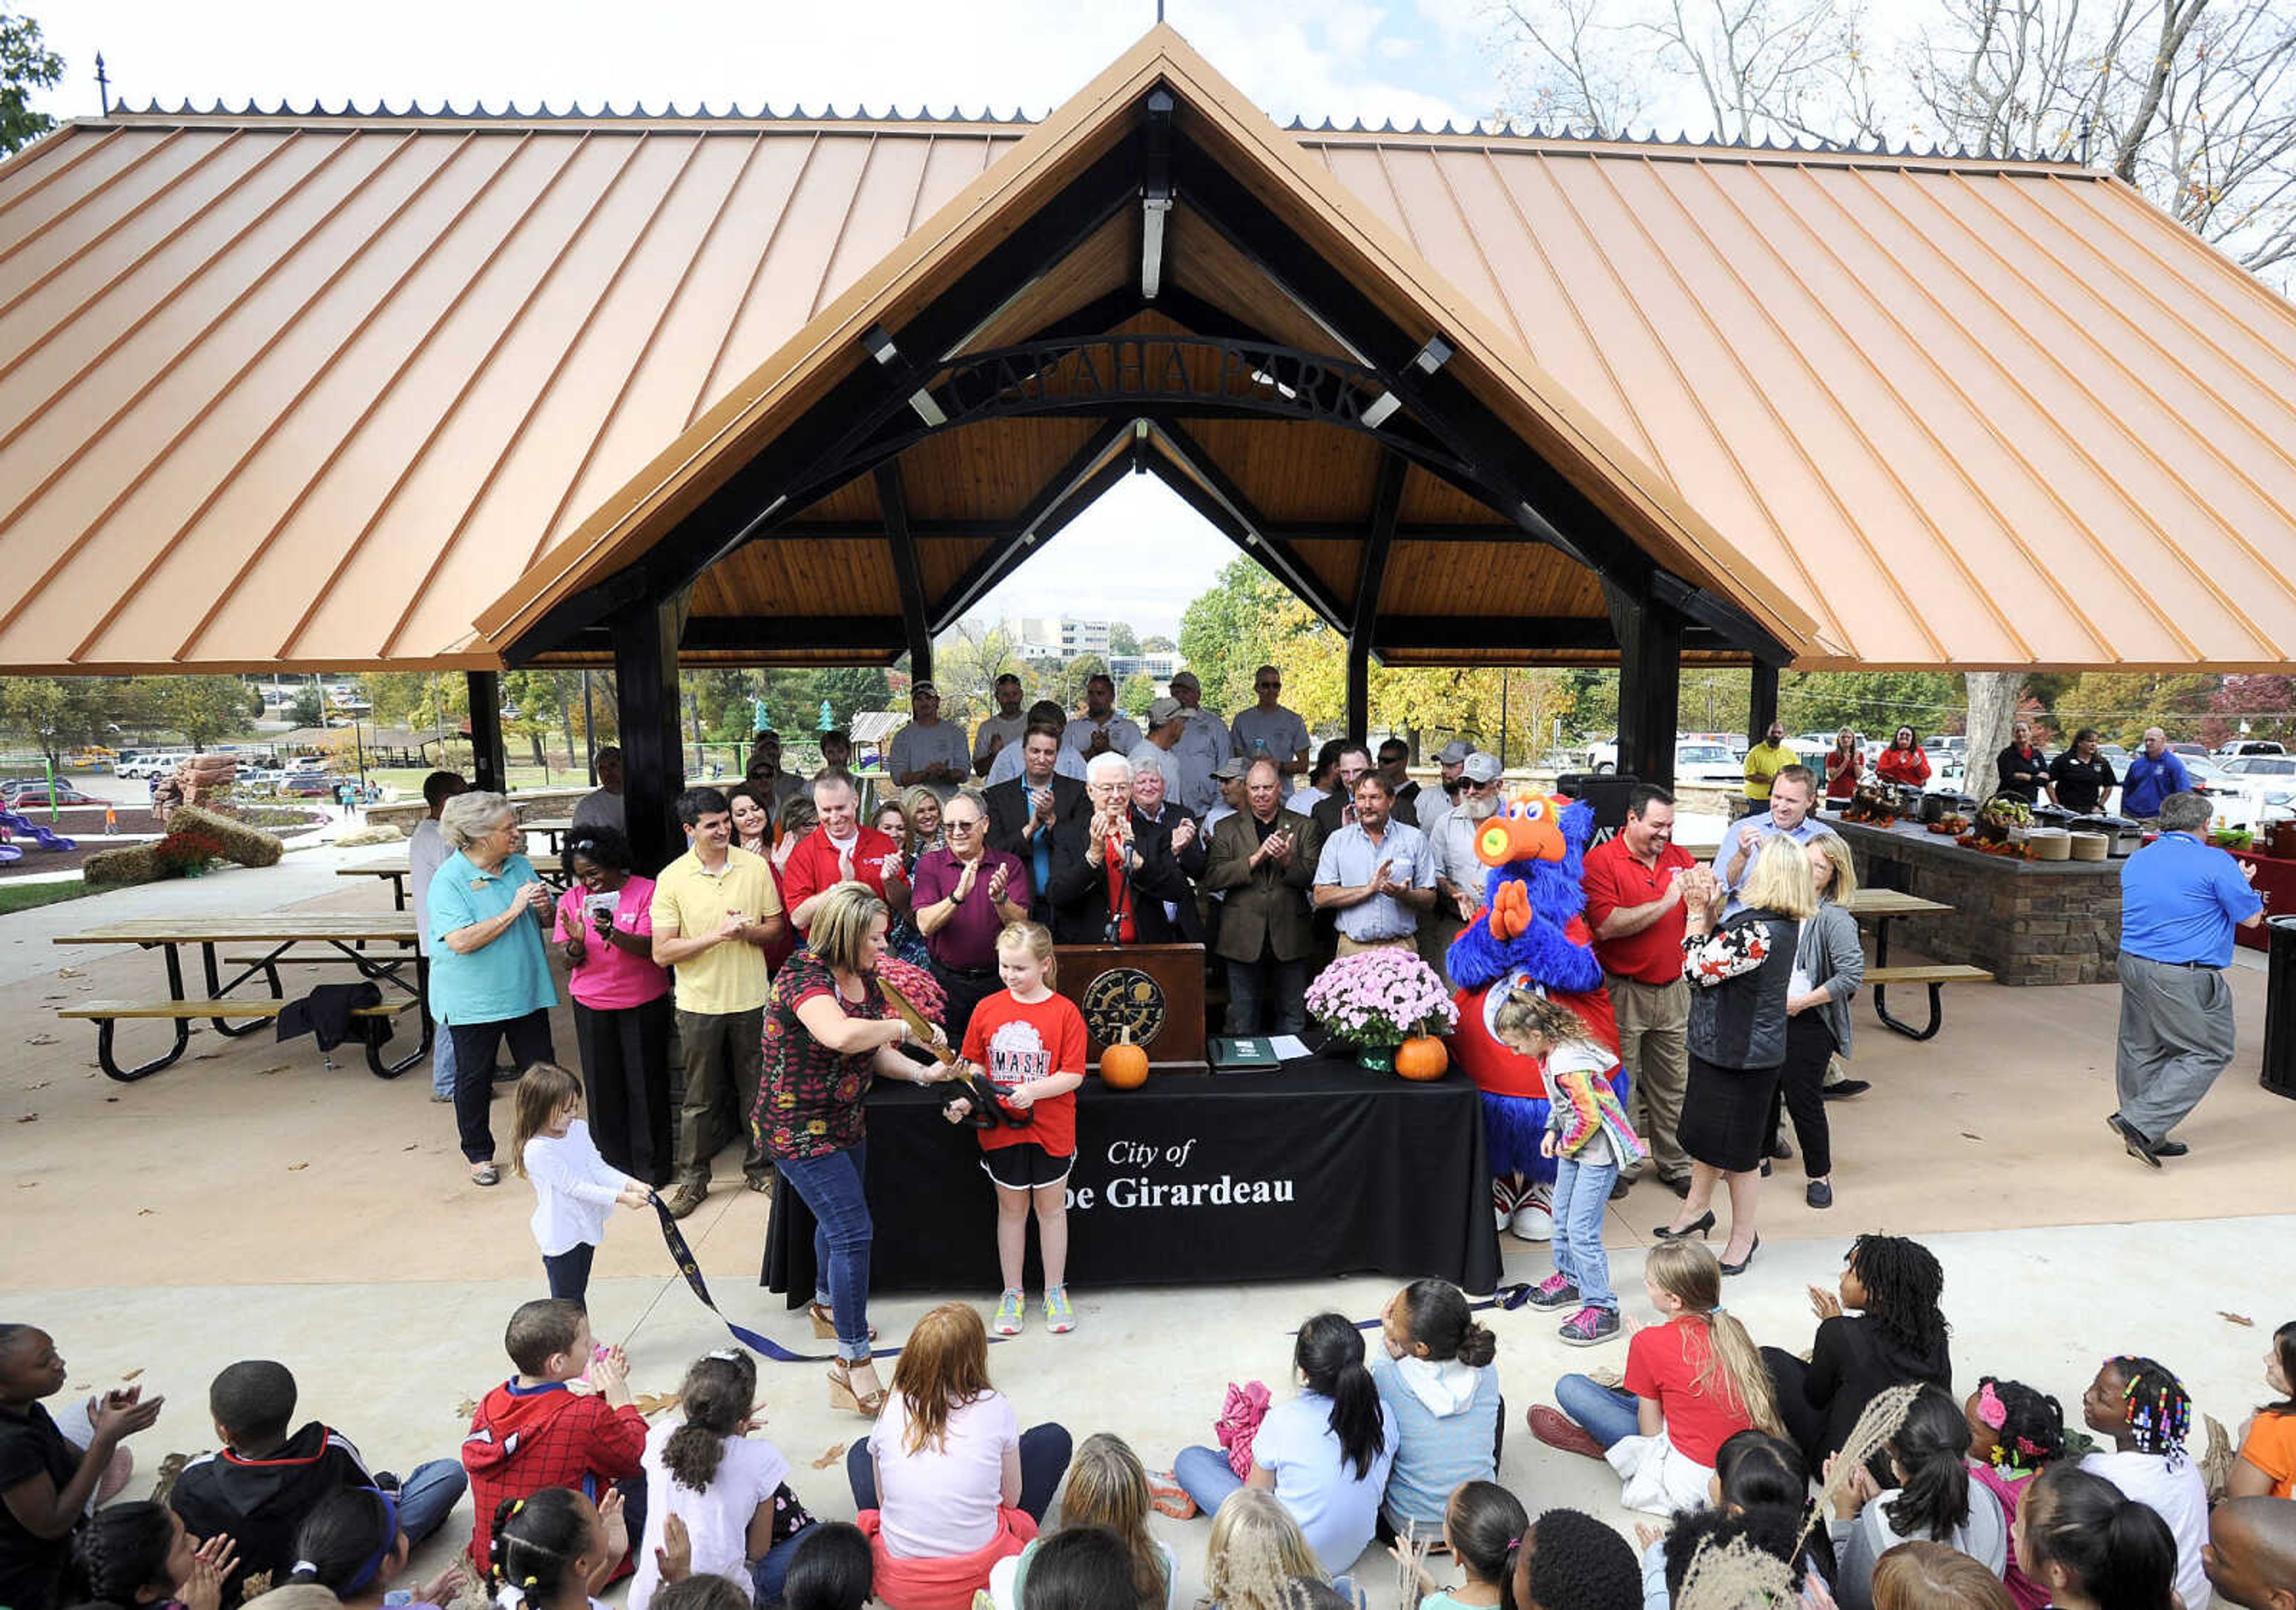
[1653,1211,1715,1241]
[1720,1235,1761,1276]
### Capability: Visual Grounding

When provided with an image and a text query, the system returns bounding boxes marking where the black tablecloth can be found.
[761,1054,1503,1302]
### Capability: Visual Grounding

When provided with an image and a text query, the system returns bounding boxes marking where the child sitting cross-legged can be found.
[627,1349,817,1610]
[463,1300,647,1580]
[168,1360,466,1606]
[2075,1355,2209,1610]
[1368,1281,1501,1545]
[0,1324,164,1610]
[987,1433,1177,1610]
[1962,1376,2067,1609]
[1530,1241,1784,1516]
[486,1486,631,1610]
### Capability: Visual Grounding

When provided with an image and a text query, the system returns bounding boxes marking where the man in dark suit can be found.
[1128,730,1210,942]
[985,723,1088,925]
[1046,751,1190,945]
[1202,758,1317,1034]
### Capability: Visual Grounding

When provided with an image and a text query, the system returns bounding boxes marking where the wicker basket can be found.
[2068,832,2109,862]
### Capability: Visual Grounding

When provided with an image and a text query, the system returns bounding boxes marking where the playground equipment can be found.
[0,811,77,851]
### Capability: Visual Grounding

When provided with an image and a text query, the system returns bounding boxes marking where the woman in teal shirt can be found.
[428,790,558,1186]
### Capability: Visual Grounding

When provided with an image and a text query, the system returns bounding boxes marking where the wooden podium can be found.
[1054,942,1208,1071]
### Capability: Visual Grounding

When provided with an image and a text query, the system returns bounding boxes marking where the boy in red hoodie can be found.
[462,1299,646,1577]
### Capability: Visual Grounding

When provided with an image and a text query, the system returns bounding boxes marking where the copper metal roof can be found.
[3,26,2295,672]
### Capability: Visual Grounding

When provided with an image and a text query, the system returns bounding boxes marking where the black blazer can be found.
[1045,813,1191,946]
[1130,802,1208,942]
[985,772,1088,861]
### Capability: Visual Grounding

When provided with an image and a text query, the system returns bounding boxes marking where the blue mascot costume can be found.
[1445,792,1625,1241]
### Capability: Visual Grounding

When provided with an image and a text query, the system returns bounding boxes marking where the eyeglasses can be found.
[945,818,982,832]
[1256,682,1280,691]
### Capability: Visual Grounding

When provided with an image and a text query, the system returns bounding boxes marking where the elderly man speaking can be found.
[2110,789,2264,1167]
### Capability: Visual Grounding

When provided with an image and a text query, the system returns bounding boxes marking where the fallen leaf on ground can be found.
[454,1398,480,1420]
[136,1208,154,1216]
[120,1368,144,1382]
[15,1114,35,1124]
[23,1034,56,1046]
[56,967,83,978]
[254,1065,289,1077]
[631,1392,682,1417]
[40,995,65,1003]
[238,1572,272,1602]
[17,1181,39,1189]
[286,1162,309,1172]
[811,1444,847,1469]
[2221,1311,2255,1327]
[149,1451,190,1507]
[1959,1131,1983,1141]
[21,1081,50,1090]
[402,1143,419,1151]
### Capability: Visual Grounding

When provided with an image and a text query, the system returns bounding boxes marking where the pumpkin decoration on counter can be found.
[1395,1035,1450,1082]
[1100,1027,1150,1091]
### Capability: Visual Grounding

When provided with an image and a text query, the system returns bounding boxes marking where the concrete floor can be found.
[5,863,2295,1608]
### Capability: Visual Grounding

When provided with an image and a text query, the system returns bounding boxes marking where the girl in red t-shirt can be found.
[947,922,1089,1340]
[1528,1240,1786,1514]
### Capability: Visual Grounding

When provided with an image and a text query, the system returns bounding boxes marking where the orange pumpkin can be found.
[1101,1028,1150,1091]
[1394,1035,1449,1082]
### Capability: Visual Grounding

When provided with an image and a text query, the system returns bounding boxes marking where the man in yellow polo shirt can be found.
[1742,721,1793,819]
[651,785,786,1218]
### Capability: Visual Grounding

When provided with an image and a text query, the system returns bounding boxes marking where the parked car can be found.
[2203,754,2296,829]
[0,780,102,809]
[279,772,335,797]
[2215,740,2286,757]
[1581,737,1745,784]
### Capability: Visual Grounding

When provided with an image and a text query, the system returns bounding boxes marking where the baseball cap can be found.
[1211,756,1247,781]
[911,681,939,698]
[1438,740,1474,765]
[1463,753,1503,784]
[1146,696,1184,728]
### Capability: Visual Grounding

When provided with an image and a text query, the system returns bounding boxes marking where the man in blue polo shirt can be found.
[2120,727,2191,820]
[2111,790,2264,1166]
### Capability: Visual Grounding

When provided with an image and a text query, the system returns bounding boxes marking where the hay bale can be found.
[335,823,405,847]
[167,804,283,868]
[83,845,161,885]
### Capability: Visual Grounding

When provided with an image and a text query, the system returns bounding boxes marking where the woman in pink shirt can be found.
[555,824,674,1186]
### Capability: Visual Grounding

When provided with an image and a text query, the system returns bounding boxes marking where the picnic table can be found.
[521,818,576,862]
[1842,887,1989,1040]
[338,857,411,909]
[53,914,430,1082]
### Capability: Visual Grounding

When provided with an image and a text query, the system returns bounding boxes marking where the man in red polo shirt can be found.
[782,774,907,935]
[1580,784,1697,1198]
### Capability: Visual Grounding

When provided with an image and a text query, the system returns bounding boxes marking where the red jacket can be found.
[780,827,905,931]
[1875,747,1931,787]
[462,1382,646,1572]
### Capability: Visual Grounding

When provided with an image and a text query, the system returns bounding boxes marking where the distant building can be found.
[1002,615,1115,662]
[1108,653,1184,683]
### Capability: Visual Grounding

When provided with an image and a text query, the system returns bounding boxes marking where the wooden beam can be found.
[680,615,903,654]
[1652,572,1793,665]
[465,671,505,794]
[1146,420,1351,631]
[1605,579,1683,791]
[1347,450,1407,742]
[928,417,1134,633]
[1748,661,1780,746]
[1372,615,1619,653]
[612,594,688,873]
[878,463,932,683]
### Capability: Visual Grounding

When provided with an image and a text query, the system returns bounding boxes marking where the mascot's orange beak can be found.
[1474,794,1569,868]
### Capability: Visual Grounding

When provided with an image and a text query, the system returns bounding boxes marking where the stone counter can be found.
[1826,815,2121,986]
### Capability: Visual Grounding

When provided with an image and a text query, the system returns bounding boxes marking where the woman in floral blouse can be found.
[1652,837,1813,1279]
[755,881,952,1418]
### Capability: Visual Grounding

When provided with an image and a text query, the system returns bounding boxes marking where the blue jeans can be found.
[429,1019,458,1099]
[1173,1444,1245,1517]
[749,1525,811,1606]
[778,1142,872,1362]
[384,1459,466,1541]
[543,1243,594,1307]
[847,1425,1072,1523]
[1552,1156,1617,1310]
[1555,1374,1639,1450]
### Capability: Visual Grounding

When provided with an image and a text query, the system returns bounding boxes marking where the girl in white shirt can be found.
[510,1062,653,1308]
[628,1351,819,1610]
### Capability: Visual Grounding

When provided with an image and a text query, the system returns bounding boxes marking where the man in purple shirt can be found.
[911,789,1034,1040]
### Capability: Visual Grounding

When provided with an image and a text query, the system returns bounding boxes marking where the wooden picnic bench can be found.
[53,915,430,1082]
[338,858,411,909]
[1843,888,1992,1040]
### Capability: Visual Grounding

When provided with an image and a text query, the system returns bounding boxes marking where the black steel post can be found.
[465,671,506,794]
[1605,581,1683,792]
[1748,662,1780,746]
[613,596,687,875]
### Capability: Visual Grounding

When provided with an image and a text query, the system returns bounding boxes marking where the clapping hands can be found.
[179,1533,239,1610]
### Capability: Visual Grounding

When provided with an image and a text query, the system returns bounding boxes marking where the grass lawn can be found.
[0,878,97,915]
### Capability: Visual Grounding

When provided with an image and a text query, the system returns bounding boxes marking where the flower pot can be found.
[1356,1042,1399,1073]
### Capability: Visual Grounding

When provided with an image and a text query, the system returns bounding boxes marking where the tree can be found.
[0,677,129,766]
[1,9,62,157]
[933,623,1024,725]
[141,675,259,751]
[502,670,564,766]
[288,685,326,728]
[2210,673,2296,743]
[1141,634,1177,653]
[368,672,468,735]
[1178,558,1291,714]
[1779,670,1964,739]
[1118,671,1157,715]
[1106,622,1143,659]
[2054,671,2220,744]
[1054,655,1110,711]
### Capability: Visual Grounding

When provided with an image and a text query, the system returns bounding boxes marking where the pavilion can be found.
[7,28,2296,866]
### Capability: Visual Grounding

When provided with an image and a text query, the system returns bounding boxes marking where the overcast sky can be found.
[24,0,1526,640]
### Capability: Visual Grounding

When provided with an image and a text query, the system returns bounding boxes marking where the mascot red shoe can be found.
[1445,792,1623,1241]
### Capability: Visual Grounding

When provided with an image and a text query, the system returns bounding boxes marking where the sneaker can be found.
[991,1289,1025,1336]
[1508,1181,1555,1242]
[1806,1179,1834,1209]
[662,1181,709,1219]
[1524,1272,1580,1309]
[1043,1287,1077,1334]
[1491,1175,1521,1233]
[1526,1405,1608,1459]
[1558,1306,1622,1348]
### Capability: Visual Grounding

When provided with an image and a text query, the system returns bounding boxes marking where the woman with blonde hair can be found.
[1199,1489,1339,1610]
[845,1302,1073,1610]
[989,1433,1176,1610]
[1767,832,1864,1211]
[1533,1239,1785,1514]
[899,786,947,859]
[1654,835,1813,1276]
[755,883,950,1416]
